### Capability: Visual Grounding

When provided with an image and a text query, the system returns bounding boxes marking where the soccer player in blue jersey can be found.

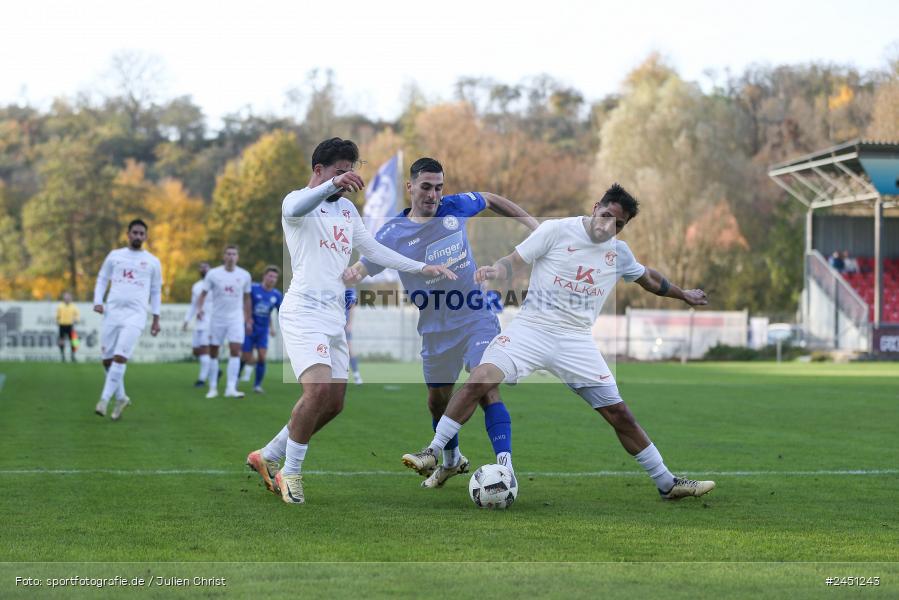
[345,157,538,488]
[240,266,283,393]
[344,288,363,385]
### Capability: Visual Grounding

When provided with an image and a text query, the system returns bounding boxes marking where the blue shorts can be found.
[242,325,270,351]
[421,316,501,387]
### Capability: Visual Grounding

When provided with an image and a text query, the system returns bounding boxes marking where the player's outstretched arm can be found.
[635,267,708,307]
[282,173,364,218]
[475,251,528,284]
[479,192,539,231]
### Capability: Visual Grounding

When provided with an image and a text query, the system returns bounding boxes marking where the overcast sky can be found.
[3,0,897,126]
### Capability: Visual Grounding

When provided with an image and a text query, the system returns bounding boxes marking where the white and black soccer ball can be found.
[468,464,518,509]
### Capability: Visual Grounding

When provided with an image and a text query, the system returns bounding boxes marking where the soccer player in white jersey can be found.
[196,246,252,399]
[182,261,212,387]
[244,137,456,505]
[92,219,162,421]
[402,184,717,501]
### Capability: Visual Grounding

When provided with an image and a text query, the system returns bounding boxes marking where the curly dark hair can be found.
[310,137,359,169]
[598,183,639,220]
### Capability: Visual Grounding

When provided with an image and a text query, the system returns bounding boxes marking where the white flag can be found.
[363,153,401,283]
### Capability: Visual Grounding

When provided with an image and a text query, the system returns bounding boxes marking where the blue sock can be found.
[433,418,459,450]
[349,356,359,372]
[484,402,512,455]
[254,361,266,386]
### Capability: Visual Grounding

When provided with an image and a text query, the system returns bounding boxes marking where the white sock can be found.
[283,438,308,475]
[497,451,513,472]
[443,446,461,467]
[634,443,675,491]
[226,356,240,390]
[429,416,462,454]
[208,359,219,391]
[198,355,211,382]
[262,425,290,462]
[115,373,128,401]
[101,363,126,402]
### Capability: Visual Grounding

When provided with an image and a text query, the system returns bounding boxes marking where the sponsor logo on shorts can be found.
[605,251,617,266]
[316,343,329,357]
[600,374,611,380]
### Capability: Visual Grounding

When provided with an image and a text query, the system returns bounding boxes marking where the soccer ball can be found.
[468,464,518,509]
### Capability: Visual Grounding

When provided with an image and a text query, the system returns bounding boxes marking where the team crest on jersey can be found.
[316,344,329,357]
[495,335,511,347]
[342,209,351,223]
[442,215,459,231]
[605,251,617,266]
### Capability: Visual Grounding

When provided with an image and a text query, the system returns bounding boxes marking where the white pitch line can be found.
[0,469,896,477]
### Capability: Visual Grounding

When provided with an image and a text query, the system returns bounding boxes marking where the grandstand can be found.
[768,140,899,353]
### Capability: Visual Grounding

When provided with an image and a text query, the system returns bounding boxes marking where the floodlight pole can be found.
[804,207,813,329]
[874,198,883,326]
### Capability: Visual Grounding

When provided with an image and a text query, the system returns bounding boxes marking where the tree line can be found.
[1,53,897,317]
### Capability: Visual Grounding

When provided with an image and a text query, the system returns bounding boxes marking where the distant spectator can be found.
[842,250,859,274]
[829,251,845,272]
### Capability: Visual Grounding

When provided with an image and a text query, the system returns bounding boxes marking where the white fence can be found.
[0,301,284,363]
[1,301,748,364]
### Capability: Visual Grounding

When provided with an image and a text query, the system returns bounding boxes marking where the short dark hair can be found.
[127,218,148,232]
[224,244,239,253]
[311,137,359,169]
[410,157,443,180]
[598,183,639,220]
[264,265,280,275]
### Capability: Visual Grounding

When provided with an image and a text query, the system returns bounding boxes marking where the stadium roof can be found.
[768,139,899,209]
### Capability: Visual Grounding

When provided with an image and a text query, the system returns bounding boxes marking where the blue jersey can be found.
[361,192,499,335]
[250,283,283,328]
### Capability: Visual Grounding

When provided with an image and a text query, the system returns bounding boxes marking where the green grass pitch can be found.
[1,360,897,598]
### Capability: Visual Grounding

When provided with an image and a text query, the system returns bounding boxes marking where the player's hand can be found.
[421,264,458,280]
[332,172,365,193]
[475,265,501,284]
[197,310,204,322]
[342,265,365,284]
[93,304,104,314]
[150,318,161,337]
[683,289,709,306]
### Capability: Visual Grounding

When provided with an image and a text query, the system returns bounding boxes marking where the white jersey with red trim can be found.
[515,217,645,333]
[202,265,251,323]
[93,247,162,329]
[281,182,425,333]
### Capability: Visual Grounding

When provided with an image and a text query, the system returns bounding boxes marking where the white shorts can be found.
[101,322,144,360]
[209,319,245,346]
[279,310,349,381]
[480,318,621,407]
[191,328,210,348]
